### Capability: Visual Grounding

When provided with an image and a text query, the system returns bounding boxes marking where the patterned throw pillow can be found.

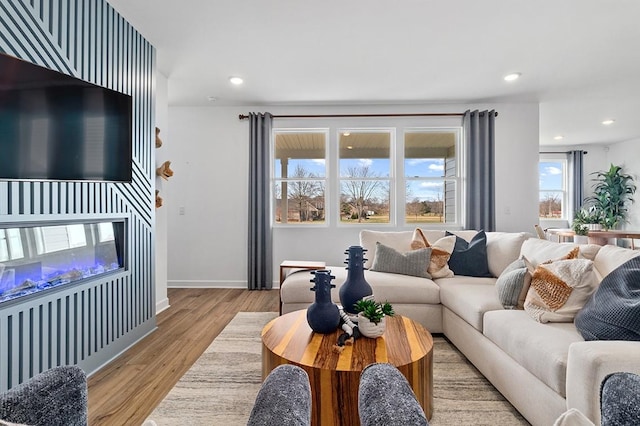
[575,256,640,341]
[495,257,532,309]
[370,242,432,278]
[411,229,455,278]
[524,258,598,323]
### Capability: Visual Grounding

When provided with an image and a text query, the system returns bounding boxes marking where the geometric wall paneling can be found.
[0,0,156,391]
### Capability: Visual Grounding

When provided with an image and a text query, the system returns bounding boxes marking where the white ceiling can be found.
[107,0,640,147]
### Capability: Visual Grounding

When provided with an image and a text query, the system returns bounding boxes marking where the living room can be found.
[1,0,639,425]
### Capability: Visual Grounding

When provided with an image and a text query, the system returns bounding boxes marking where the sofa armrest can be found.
[566,341,640,425]
[0,365,87,426]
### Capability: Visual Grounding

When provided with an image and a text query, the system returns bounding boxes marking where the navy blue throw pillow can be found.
[575,256,640,341]
[445,230,492,277]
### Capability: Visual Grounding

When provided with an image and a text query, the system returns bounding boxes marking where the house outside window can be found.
[272,120,463,228]
[539,158,568,220]
[404,130,460,224]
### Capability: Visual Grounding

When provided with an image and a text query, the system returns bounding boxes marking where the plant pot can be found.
[573,235,589,244]
[587,223,602,231]
[357,313,386,338]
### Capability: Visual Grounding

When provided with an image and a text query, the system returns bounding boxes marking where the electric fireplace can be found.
[0,220,126,304]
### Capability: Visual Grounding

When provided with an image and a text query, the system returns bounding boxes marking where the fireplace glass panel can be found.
[0,221,125,304]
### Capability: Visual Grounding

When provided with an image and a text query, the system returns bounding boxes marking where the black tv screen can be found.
[0,53,132,182]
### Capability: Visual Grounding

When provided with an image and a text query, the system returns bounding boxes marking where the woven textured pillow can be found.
[411,229,455,278]
[524,258,597,323]
[446,230,492,277]
[575,256,640,341]
[495,257,532,309]
[370,242,432,278]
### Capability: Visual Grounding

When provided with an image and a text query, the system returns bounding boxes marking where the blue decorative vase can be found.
[339,245,373,314]
[307,270,341,334]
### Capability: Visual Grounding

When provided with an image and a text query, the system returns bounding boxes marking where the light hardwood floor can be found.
[87,288,279,425]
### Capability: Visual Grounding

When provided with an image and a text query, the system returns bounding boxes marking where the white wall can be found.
[155,73,169,311]
[165,103,539,288]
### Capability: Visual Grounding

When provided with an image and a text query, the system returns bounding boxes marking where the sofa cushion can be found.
[524,259,598,323]
[280,267,441,306]
[437,276,501,331]
[485,232,529,277]
[445,230,492,277]
[575,256,640,341]
[520,238,600,268]
[370,243,432,278]
[360,230,415,269]
[495,257,531,309]
[592,243,640,281]
[483,310,585,397]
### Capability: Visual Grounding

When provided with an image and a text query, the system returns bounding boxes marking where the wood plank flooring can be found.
[87,288,279,426]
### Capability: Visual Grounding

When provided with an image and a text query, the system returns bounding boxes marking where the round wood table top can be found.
[261,309,433,372]
[261,309,434,425]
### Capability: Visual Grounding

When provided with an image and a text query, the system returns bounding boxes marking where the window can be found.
[339,130,391,224]
[273,130,327,224]
[34,224,87,254]
[0,229,24,262]
[539,158,567,219]
[272,119,463,227]
[404,130,459,224]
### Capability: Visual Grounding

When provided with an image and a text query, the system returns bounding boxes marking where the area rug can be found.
[147,312,529,425]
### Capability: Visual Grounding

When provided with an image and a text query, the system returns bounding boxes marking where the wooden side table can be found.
[279,261,326,315]
[261,309,433,425]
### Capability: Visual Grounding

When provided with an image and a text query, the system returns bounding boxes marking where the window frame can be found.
[271,119,465,229]
[272,128,330,227]
[401,127,463,227]
[538,155,569,221]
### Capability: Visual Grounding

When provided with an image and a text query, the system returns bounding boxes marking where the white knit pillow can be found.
[524,258,598,323]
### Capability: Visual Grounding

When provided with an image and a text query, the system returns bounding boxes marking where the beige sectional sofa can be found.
[279,229,640,426]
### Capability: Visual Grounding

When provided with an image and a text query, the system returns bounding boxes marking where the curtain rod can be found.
[539,151,588,154]
[238,112,498,120]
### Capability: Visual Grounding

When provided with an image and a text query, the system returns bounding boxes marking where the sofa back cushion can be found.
[520,238,601,268]
[592,244,640,281]
[485,232,529,277]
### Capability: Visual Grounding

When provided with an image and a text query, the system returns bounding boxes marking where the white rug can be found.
[147,311,529,425]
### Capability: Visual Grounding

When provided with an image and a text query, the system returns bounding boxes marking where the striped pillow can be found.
[371,242,432,278]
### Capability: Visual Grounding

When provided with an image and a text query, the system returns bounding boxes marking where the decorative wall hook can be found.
[156,161,174,180]
[155,190,163,208]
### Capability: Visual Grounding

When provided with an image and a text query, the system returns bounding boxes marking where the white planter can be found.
[358,313,386,338]
[573,235,589,244]
[587,223,603,231]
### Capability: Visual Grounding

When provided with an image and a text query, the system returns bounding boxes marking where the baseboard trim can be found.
[156,298,170,314]
[167,280,280,289]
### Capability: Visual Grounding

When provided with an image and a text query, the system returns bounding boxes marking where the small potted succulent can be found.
[354,298,394,338]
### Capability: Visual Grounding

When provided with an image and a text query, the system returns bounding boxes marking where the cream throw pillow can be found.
[524,258,598,323]
[411,229,455,278]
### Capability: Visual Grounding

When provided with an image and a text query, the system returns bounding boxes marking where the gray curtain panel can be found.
[463,110,496,231]
[248,112,273,290]
[569,150,585,218]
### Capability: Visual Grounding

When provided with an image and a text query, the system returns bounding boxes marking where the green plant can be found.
[354,299,394,325]
[585,164,636,230]
[571,208,590,235]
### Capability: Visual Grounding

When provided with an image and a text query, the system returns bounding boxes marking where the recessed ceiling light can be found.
[207,96,217,102]
[602,119,615,125]
[347,146,353,150]
[343,132,351,136]
[229,76,243,85]
[504,72,521,82]
[554,135,564,140]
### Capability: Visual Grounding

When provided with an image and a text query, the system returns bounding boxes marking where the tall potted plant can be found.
[585,164,636,230]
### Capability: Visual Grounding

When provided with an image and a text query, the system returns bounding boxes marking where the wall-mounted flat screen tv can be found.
[0,53,132,182]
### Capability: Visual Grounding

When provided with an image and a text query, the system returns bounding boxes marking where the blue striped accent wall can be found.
[0,0,156,390]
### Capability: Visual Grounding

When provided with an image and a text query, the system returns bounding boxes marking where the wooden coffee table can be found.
[261,309,433,425]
